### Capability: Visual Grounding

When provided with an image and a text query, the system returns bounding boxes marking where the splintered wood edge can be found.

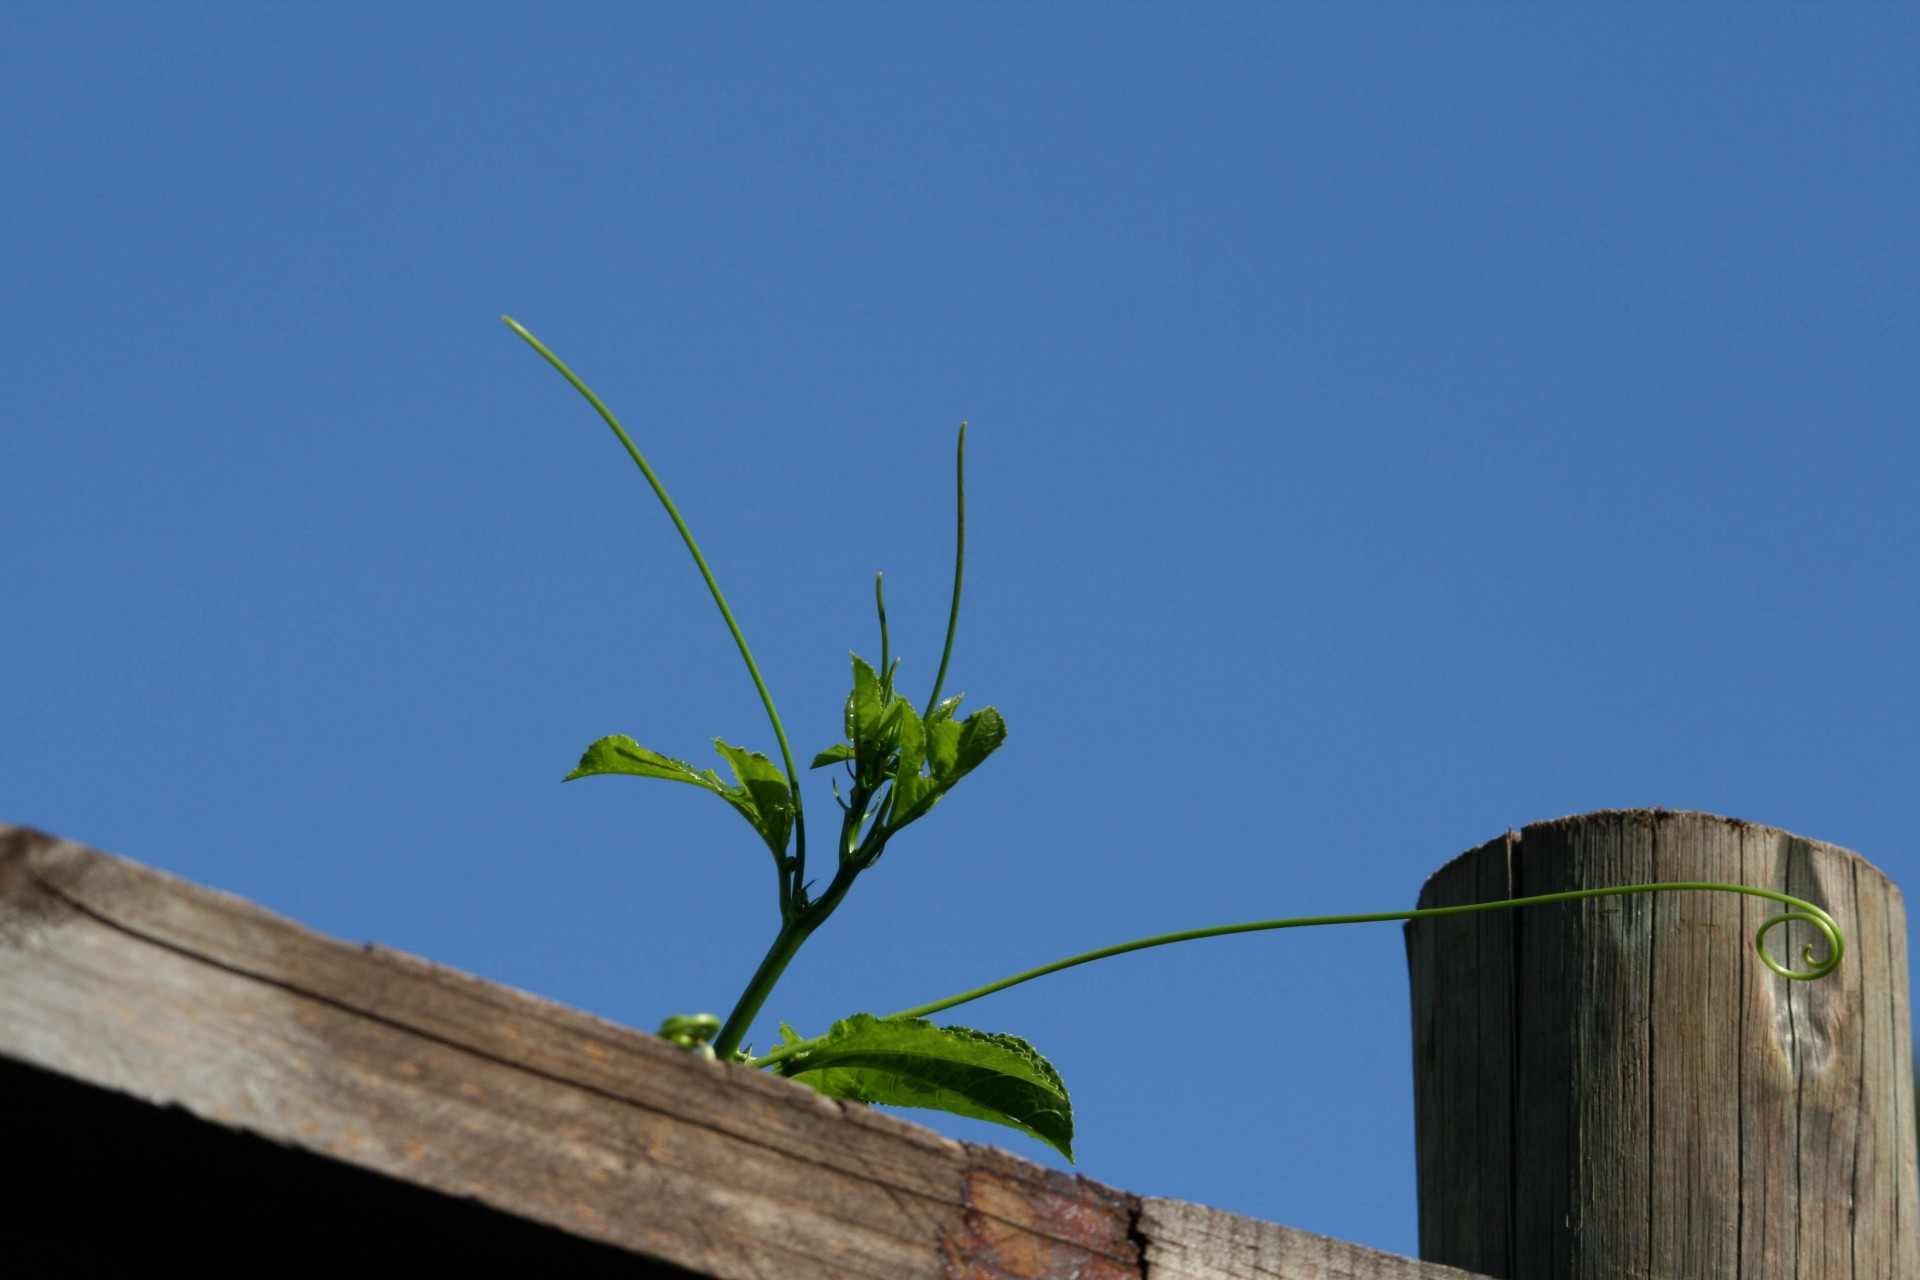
[0,823,1489,1280]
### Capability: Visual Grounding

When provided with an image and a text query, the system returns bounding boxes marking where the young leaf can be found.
[847,654,886,753]
[565,735,727,792]
[714,738,795,859]
[923,696,965,778]
[886,698,937,825]
[773,1013,1074,1161]
[562,736,794,861]
[810,743,857,769]
[885,704,1007,832]
[945,706,1006,784]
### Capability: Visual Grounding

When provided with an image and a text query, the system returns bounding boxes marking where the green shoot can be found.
[509,319,1845,1164]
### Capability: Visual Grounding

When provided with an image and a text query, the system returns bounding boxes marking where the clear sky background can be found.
[5,4,1917,1259]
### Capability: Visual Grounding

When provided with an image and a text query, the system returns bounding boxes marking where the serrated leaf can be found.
[713,738,794,859]
[565,736,794,861]
[891,697,926,763]
[564,735,726,792]
[884,704,1006,831]
[810,743,857,769]
[847,654,885,750]
[946,706,1006,783]
[776,1014,1074,1161]
[886,699,938,823]
[924,709,963,779]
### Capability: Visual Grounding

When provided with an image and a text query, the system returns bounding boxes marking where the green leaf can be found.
[923,696,965,778]
[775,1014,1074,1161]
[714,738,794,859]
[886,699,937,826]
[565,736,795,860]
[564,735,726,792]
[847,654,886,751]
[946,706,1007,783]
[810,743,857,769]
[884,704,1006,832]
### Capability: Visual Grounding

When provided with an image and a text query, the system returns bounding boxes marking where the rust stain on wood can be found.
[941,1148,1140,1279]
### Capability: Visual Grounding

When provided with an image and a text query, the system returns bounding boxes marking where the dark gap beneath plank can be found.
[0,1054,697,1274]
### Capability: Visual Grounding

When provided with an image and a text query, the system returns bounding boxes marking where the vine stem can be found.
[713,863,860,1058]
[503,317,808,908]
[745,881,1843,1070]
[717,421,967,1057]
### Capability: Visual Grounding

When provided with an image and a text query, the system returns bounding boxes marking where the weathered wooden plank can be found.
[0,823,1127,1278]
[1141,1199,1488,1279]
[1405,810,1919,1280]
[0,822,1488,1280]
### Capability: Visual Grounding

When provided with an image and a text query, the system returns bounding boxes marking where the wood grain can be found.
[1405,810,1919,1280]
[0,822,1486,1280]
[1141,1200,1489,1279]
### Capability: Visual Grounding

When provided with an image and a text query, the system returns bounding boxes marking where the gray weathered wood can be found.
[1142,1199,1488,1279]
[1405,810,1919,1280]
[0,822,1487,1280]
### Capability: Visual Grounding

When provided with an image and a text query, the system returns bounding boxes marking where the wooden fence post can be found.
[1404,810,1918,1280]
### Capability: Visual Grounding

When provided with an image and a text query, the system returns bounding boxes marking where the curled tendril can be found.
[658,1012,723,1059]
[1755,905,1845,980]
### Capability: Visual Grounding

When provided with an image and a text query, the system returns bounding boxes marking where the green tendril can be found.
[502,317,807,872]
[747,881,1842,1071]
[876,572,890,683]
[924,422,966,718]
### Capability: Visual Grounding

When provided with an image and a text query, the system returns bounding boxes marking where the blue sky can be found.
[5,4,1916,1258]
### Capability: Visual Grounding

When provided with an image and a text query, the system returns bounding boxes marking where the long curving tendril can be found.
[746,881,1843,1069]
[502,316,809,908]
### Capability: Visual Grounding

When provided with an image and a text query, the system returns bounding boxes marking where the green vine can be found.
[746,881,1842,1072]
[507,316,1846,1162]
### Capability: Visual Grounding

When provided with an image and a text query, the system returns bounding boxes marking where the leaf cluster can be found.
[812,653,1006,872]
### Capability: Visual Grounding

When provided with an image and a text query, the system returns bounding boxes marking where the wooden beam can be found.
[0,823,1482,1279]
[1141,1199,1487,1279]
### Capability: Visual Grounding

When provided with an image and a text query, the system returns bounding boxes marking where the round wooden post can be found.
[1404,810,1918,1279]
